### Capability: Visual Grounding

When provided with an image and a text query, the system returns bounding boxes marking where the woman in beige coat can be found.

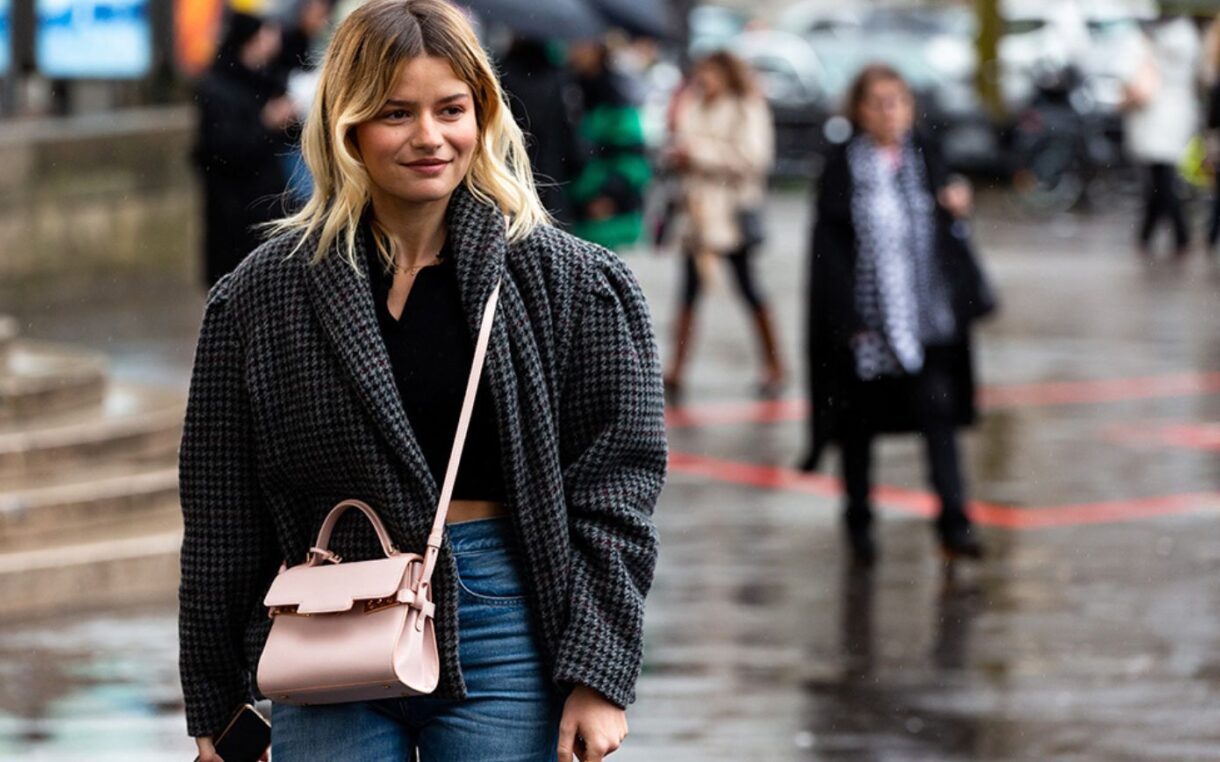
[663,51,785,401]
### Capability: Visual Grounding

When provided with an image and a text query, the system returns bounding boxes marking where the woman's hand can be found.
[664,144,691,171]
[938,179,973,219]
[557,684,629,762]
[585,196,617,221]
[195,736,221,762]
[194,736,269,762]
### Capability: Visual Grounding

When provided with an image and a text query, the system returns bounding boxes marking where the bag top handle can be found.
[312,498,399,561]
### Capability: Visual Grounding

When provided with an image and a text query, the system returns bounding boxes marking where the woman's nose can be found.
[412,113,443,149]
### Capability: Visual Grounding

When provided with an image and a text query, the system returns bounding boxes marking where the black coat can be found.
[804,135,996,468]
[500,41,583,227]
[177,187,667,737]
[194,56,289,287]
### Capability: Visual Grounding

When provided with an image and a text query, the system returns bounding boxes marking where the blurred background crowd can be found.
[8,0,1220,257]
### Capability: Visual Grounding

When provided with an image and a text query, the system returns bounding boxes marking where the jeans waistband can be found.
[446,516,517,554]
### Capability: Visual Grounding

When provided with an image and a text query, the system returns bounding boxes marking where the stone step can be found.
[0,529,182,619]
[0,464,180,550]
[0,384,184,480]
[0,340,109,421]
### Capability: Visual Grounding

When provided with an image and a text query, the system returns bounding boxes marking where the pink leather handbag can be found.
[255,281,501,706]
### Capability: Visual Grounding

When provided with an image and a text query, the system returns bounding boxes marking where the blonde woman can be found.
[178,2,667,760]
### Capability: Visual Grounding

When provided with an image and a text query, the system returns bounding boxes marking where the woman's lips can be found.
[402,159,451,176]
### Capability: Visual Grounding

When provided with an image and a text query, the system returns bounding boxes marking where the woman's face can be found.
[857,78,914,145]
[353,56,479,208]
[696,62,728,98]
[242,24,283,69]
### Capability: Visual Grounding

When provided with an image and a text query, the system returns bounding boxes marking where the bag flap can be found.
[264,555,414,615]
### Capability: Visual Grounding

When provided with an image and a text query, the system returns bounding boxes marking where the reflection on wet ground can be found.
[1,191,1218,759]
[0,608,189,759]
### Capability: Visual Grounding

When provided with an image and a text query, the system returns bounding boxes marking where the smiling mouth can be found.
[403,160,451,168]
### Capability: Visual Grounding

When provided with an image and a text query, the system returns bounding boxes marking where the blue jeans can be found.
[271,518,566,761]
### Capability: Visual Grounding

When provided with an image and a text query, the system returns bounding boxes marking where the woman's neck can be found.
[368,191,450,269]
[870,134,903,149]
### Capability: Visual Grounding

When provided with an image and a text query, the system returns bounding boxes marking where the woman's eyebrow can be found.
[384,93,470,107]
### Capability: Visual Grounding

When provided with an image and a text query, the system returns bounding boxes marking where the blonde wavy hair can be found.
[268,0,549,267]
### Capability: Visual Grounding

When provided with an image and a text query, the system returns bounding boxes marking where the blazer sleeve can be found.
[553,250,668,708]
[177,278,280,738]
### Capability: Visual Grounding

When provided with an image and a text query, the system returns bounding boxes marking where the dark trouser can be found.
[840,349,970,538]
[680,246,766,309]
[1139,162,1189,249]
[1209,172,1220,247]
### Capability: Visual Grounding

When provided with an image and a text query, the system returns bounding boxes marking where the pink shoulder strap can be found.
[420,281,501,585]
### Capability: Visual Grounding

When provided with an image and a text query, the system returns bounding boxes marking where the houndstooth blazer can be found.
[177,186,668,738]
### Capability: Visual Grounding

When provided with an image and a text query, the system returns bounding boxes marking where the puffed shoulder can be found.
[514,223,647,309]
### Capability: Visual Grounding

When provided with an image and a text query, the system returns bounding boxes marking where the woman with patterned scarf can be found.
[802,64,996,566]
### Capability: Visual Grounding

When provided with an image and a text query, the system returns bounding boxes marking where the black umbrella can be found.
[588,0,675,39]
[455,0,604,41]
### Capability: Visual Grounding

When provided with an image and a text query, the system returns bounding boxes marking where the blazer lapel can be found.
[445,187,520,505]
[303,226,439,506]
[446,186,507,339]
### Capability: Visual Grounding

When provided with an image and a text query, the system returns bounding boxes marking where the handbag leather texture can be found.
[256,280,502,706]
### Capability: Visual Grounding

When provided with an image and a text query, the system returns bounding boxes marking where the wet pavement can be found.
[2,187,1219,760]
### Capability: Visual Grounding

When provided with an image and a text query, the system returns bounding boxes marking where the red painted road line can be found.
[668,451,1220,530]
[664,371,1220,430]
[1107,422,1220,452]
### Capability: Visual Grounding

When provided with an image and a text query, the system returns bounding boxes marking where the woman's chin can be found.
[386,179,460,206]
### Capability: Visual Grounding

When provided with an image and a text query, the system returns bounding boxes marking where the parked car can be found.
[775,4,1002,173]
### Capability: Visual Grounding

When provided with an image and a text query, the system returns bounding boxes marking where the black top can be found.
[363,226,506,502]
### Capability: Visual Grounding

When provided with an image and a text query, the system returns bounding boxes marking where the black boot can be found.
[936,516,984,562]
[844,508,876,567]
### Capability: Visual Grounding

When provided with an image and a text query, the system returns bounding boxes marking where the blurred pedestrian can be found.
[802,64,994,566]
[179,1,665,760]
[568,40,651,249]
[274,0,332,79]
[499,37,584,227]
[194,11,295,287]
[1204,14,1220,255]
[273,0,334,203]
[661,51,784,401]
[1120,16,1200,260]
[1201,12,1220,87]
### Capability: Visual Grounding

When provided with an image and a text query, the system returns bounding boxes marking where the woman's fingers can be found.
[938,181,973,218]
[194,737,223,762]
[578,732,624,761]
[557,718,579,762]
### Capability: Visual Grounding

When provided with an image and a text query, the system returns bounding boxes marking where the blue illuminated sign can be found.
[0,0,10,76]
[36,0,152,78]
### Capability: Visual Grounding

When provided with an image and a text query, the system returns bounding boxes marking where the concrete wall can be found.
[0,107,199,283]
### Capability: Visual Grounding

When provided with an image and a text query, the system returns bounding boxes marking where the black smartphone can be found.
[195,704,270,762]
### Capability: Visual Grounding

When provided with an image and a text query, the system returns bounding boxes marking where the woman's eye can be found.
[384,109,409,120]
[441,106,466,118]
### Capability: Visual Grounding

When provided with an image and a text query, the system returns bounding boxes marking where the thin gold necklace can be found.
[386,252,444,276]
